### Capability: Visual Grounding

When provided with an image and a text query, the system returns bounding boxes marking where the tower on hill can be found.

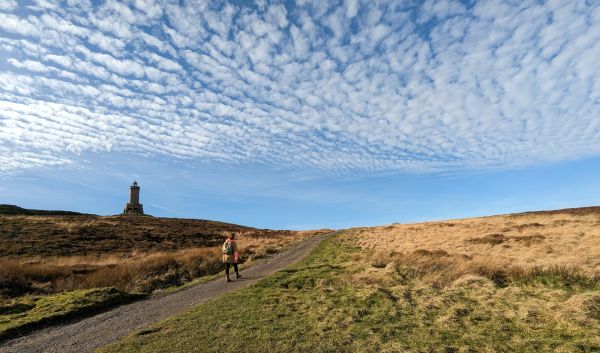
[123,181,144,215]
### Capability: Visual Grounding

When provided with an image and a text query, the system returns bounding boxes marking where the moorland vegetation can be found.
[100,207,600,353]
[0,206,320,340]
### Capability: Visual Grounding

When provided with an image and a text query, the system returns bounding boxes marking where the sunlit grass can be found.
[97,234,600,353]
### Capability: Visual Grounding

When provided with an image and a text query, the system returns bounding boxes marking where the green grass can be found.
[97,235,600,353]
[0,287,144,342]
[514,266,600,291]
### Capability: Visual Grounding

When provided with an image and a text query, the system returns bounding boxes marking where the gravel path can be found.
[0,233,330,353]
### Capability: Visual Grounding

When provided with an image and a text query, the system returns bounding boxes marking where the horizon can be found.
[1,1,599,229]
[3,154,600,229]
[3,198,600,230]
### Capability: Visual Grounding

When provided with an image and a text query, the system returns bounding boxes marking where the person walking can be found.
[222,232,241,282]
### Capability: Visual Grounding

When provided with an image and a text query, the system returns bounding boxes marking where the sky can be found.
[0,0,599,229]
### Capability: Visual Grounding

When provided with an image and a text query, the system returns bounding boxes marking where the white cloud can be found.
[0,0,599,177]
[0,0,17,11]
[345,0,359,19]
[145,52,183,72]
[0,13,41,37]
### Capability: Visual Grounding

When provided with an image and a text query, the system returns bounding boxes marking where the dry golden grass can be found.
[0,228,318,301]
[350,207,600,276]
[0,227,323,341]
[18,233,304,268]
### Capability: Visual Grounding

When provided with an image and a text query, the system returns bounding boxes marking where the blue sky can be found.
[0,0,599,229]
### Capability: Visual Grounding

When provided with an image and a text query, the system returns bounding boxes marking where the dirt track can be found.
[0,233,330,353]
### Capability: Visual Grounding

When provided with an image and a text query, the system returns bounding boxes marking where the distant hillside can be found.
[0,204,85,216]
[351,204,600,274]
[0,206,302,257]
[517,205,600,216]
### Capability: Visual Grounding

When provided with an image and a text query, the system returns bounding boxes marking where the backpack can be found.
[223,241,234,255]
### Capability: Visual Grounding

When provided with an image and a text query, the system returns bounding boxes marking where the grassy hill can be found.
[98,206,600,353]
[0,210,298,257]
[0,204,84,216]
[0,207,324,340]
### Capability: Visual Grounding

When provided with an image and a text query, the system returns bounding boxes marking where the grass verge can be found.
[96,234,600,353]
[0,287,144,342]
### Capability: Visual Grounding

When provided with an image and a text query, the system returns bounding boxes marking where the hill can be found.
[0,210,298,257]
[98,206,600,353]
[350,205,600,274]
[0,204,84,216]
[0,206,325,341]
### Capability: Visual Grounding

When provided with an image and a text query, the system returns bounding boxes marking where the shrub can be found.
[0,260,33,297]
[466,233,506,245]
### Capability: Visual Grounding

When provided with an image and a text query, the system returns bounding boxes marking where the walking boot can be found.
[225,274,232,282]
[236,273,242,279]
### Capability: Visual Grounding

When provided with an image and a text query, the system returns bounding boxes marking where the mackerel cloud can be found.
[0,0,599,175]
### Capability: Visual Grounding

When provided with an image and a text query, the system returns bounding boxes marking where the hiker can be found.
[222,232,241,282]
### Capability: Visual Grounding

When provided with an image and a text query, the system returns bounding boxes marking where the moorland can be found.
[0,205,321,340]
[100,206,600,353]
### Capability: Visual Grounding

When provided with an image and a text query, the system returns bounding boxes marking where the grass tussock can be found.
[367,249,599,290]
[466,233,547,246]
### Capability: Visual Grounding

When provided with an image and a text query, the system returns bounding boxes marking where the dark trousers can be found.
[225,263,239,276]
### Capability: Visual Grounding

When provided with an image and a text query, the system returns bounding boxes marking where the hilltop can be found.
[0,206,301,257]
[0,204,84,216]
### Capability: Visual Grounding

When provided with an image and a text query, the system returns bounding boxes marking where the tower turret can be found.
[123,180,144,215]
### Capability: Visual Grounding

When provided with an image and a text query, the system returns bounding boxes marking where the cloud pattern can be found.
[0,0,599,176]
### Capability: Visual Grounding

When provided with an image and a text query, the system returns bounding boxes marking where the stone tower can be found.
[123,181,144,215]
